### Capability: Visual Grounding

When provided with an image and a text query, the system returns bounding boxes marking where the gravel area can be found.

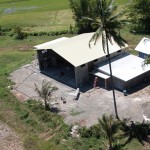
[9,62,150,126]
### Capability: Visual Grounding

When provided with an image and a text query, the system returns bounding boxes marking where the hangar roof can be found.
[34,33,128,67]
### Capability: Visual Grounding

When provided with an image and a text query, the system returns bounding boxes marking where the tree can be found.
[35,79,58,110]
[144,55,150,65]
[99,114,120,150]
[128,0,150,34]
[69,0,98,33]
[84,0,127,119]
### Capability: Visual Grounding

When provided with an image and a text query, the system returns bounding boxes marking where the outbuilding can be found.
[96,53,150,91]
[135,37,150,58]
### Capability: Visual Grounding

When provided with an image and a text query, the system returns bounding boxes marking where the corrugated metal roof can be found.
[135,37,150,55]
[34,33,128,67]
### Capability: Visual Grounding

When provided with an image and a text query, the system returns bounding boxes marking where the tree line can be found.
[69,0,150,34]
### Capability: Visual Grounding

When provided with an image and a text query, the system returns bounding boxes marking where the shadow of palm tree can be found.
[123,121,150,145]
[112,143,126,150]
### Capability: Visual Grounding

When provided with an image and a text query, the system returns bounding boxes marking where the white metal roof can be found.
[91,70,110,79]
[96,53,150,81]
[34,37,69,49]
[34,33,128,67]
[135,37,150,55]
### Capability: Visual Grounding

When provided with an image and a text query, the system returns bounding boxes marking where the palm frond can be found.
[89,27,103,48]
[82,17,98,23]
[102,32,106,53]
[35,79,58,104]
[144,55,150,65]
[108,30,127,47]
[35,83,43,97]
[106,0,117,17]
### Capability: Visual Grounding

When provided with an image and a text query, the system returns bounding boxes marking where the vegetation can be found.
[98,115,120,149]
[79,115,150,150]
[144,55,150,65]
[128,0,150,34]
[84,0,127,119]
[0,0,72,33]
[35,79,58,110]
[69,0,96,33]
[9,26,27,40]
[0,36,70,150]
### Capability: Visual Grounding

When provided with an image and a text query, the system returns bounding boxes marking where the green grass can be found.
[0,9,74,31]
[0,35,72,150]
[0,0,71,31]
[0,0,128,32]
[0,0,70,13]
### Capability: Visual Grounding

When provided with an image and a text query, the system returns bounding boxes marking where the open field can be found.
[0,0,70,13]
[0,0,128,32]
[0,9,74,31]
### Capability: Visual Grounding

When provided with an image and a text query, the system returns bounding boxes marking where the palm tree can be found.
[84,0,127,119]
[144,55,150,65]
[99,114,120,149]
[35,79,58,110]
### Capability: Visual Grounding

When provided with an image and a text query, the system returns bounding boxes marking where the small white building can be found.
[96,53,150,90]
[135,37,150,58]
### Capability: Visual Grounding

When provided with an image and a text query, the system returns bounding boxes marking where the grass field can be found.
[0,0,129,32]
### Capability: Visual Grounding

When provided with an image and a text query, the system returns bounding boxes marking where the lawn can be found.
[0,0,128,32]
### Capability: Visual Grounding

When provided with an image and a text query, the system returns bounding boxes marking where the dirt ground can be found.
[9,62,150,127]
[0,122,24,150]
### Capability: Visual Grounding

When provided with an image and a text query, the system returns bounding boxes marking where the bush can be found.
[0,26,11,36]
[79,125,102,138]
[10,26,27,40]
[26,30,71,37]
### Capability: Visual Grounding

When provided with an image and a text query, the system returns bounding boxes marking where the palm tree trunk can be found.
[108,136,113,150]
[105,33,119,119]
[44,99,49,110]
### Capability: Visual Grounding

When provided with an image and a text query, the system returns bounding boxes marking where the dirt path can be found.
[0,121,24,150]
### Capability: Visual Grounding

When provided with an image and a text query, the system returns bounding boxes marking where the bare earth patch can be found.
[0,122,24,150]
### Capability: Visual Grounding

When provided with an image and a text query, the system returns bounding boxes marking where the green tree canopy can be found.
[128,0,150,34]
[69,0,98,33]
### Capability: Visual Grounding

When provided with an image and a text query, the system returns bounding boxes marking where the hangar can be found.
[34,33,150,90]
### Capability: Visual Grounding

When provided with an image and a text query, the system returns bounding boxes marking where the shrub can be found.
[27,30,71,37]
[10,26,27,40]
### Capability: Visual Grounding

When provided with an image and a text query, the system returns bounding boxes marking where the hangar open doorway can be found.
[37,49,76,87]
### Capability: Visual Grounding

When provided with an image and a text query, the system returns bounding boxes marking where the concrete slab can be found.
[16,84,37,98]
[9,67,33,84]
[10,63,150,126]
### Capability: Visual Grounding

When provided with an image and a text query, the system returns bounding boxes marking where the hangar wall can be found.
[113,70,150,91]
